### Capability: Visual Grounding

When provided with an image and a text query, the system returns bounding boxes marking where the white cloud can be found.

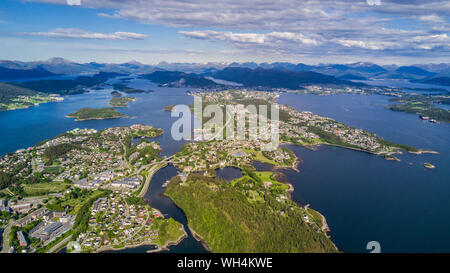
[21,0,450,61]
[66,0,80,6]
[179,31,319,45]
[419,14,445,23]
[335,39,395,50]
[27,28,148,40]
[366,0,382,6]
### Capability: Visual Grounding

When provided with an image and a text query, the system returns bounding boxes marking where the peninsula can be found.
[0,82,64,111]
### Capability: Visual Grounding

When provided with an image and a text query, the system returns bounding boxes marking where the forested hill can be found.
[0,66,57,80]
[165,173,338,253]
[0,82,37,103]
[142,67,365,89]
[17,72,125,95]
[207,67,364,89]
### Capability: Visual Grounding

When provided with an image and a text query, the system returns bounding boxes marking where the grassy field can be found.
[244,149,278,165]
[23,181,70,196]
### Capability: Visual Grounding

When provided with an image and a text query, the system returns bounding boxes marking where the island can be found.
[109,97,136,108]
[164,105,175,111]
[111,91,122,97]
[424,162,436,169]
[112,83,153,94]
[66,107,127,121]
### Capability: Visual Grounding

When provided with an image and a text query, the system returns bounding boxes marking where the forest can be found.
[165,173,337,253]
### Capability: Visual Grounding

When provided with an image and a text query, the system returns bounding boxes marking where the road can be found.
[137,162,167,198]
[47,234,72,253]
[1,220,14,253]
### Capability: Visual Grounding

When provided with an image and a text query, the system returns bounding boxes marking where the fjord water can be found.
[278,93,450,252]
[0,79,193,157]
[1,79,449,252]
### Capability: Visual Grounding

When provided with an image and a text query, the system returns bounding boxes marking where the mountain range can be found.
[1,58,450,87]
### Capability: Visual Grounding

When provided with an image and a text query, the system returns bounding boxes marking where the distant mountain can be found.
[0,58,157,76]
[420,77,450,86]
[345,62,387,74]
[256,62,315,72]
[0,67,57,80]
[415,63,450,73]
[18,72,125,94]
[395,66,434,76]
[208,67,363,89]
[142,71,219,88]
[141,67,363,89]
[1,58,449,84]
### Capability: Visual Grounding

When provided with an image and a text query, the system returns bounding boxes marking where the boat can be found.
[162,180,170,188]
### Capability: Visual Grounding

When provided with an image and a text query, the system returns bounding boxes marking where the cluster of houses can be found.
[279,104,384,152]
[109,177,142,191]
[0,148,32,179]
[79,194,159,251]
[174,140,257,173]
[73,170,120,190]
[67,128,98,135]
[1,199,41,214]
[74,178,103,190]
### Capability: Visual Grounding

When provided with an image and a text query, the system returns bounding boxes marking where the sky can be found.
[0,0,449,65]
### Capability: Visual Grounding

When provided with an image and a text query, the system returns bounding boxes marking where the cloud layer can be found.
[24,0,450,62]
[28,28,148,40]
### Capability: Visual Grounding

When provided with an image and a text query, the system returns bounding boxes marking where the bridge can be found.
[135,154,177,198]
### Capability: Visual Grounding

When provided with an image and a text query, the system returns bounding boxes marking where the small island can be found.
[66,107,127,121]
[111,91,122,97]
[112,83,153,94]
[424,162,436,169]
[164,105,175,111]
[110,97,137,107]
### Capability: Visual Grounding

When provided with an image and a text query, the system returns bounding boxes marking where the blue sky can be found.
[0,0,449,65]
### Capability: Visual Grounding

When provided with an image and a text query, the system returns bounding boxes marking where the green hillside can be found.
[166,173,338,253]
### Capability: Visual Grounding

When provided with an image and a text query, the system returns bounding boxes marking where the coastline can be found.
[1,98,64,112]
[95,226,188,253]
[273,153,301,172]
[163,188,213,253]
[268,149,337,250]
[283,139,437,161]
[186,223,213,253]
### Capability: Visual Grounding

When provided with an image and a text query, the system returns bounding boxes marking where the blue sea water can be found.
[277,93,450,253]
[1,79,449,253]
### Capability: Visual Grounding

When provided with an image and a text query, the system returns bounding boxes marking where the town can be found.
[192,90,423,160]
[0,124,185,253]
